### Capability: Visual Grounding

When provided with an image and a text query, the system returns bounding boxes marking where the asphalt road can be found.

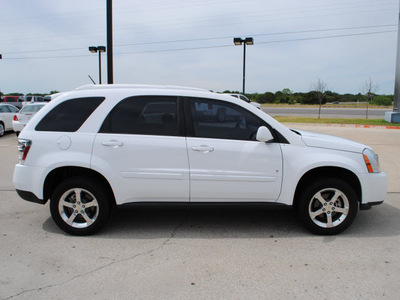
[263,106,392,119]
[1,127,399,300]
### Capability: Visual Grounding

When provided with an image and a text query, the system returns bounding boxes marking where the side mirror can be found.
[256,126,274,143]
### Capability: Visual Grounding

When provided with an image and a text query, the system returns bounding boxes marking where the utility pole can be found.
[385,0,400,122]
[107,0,113,84]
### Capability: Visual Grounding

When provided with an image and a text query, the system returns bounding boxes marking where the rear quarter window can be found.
[35,97,105,132]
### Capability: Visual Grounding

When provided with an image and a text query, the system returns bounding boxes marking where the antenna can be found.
[88,75,96,85]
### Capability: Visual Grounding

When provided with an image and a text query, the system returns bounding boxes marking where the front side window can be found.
[100,96,179,136]
[188,97,264,141]
[35,97,105,132]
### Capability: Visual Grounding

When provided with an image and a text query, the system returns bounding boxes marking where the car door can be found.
[185,97,283,202]
[1,105,18,130]
[91,96,190,205]
[0,106,6,130]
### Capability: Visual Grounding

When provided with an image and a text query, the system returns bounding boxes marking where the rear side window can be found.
[35,97,105,132]
[100,96,179,136]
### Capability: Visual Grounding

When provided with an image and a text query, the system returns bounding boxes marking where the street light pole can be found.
[385,0,400,123]
[89,46,106,84]
[234,37,254,94]
[98,49,102,84]
[107,0,113,84]
[0,54,2,98]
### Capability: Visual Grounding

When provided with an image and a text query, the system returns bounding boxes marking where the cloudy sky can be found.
[0,0,398,95]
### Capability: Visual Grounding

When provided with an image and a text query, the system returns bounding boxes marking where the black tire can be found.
[298,178,358,235]
[50,177,110,235]
[0,122,5,137]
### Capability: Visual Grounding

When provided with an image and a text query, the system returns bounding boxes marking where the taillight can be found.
[13,115,18,121]
[18,139,32,164]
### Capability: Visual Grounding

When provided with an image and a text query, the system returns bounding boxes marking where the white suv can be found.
[13,84,387,235]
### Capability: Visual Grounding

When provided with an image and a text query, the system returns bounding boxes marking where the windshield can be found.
[20,104,46,113]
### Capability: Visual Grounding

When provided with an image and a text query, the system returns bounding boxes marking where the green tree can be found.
[372,95,392,106]
[6,92,24,96]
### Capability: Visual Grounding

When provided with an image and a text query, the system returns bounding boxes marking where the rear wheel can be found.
[298,178,358,235]
[50,177,110,235]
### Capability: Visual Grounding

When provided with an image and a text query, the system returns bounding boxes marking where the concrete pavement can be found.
[1,126,399,300]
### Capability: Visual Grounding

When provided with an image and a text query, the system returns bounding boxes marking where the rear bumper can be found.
[16,189,47,204]
[13,163,45,201]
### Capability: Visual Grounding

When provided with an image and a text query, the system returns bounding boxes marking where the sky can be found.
[0,0,398,95]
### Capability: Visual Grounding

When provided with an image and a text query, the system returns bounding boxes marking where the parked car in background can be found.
[229,94,262,109]
[12,103,46,136]
[21,95,45,104]
[0,103,20,137]
[2,96,24,109]
[43,92,63,102]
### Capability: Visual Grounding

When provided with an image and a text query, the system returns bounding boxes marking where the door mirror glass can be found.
[256,126,274,142]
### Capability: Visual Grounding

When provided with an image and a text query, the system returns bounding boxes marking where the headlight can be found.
[363,148,381,173]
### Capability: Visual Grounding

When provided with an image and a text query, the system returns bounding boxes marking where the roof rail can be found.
[75,84,209,92]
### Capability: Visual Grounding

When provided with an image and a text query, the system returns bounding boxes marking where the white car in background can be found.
[0,103,20,137]
[229,94,262,109]
[43,92,64,102]
[12,103,46,136]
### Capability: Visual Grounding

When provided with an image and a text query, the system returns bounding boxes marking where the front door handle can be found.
[102,140,124,148]
[192,145,214,153]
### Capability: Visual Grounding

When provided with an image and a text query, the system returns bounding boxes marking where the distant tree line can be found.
[0,90,60,97]
[1,89,393,106]
[223,89,393,106]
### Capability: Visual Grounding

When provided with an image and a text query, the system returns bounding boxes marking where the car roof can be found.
[75,84,209,92]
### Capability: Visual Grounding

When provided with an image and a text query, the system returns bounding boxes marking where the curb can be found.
[282,123,400,130]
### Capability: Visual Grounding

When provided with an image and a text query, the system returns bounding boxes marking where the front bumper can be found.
[359,171,387,205]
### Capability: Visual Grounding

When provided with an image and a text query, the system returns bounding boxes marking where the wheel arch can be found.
[293,166,361,210]
[43,166,116,206]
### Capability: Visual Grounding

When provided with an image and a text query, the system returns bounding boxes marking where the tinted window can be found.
[188,98,263,141]
[35,97,105,132]
[100,96,179,136]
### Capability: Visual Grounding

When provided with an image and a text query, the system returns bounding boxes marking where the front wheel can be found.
[50,177,110,235]
[298,178,358,235]
[0,123,5,137]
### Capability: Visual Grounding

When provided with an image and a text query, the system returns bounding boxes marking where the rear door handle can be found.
[102,140,124,147]
[192,145,214,153]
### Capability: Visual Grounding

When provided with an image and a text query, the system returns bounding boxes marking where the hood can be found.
[293,129,367,153]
